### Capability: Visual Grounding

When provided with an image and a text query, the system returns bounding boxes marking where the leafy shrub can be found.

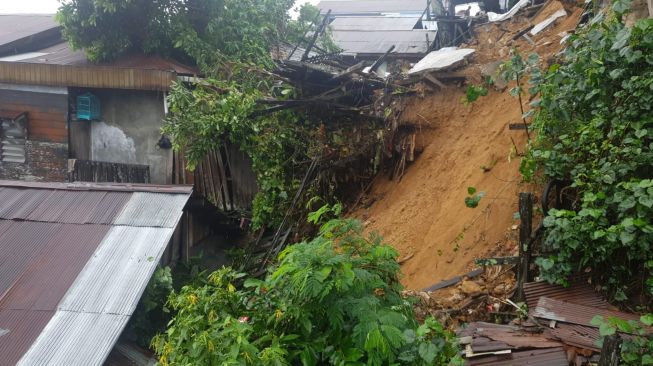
[521,1,653,301]
[592,314,653,364]
[152,217,462,365]
[463,85,488,104]
[464,187,485,208]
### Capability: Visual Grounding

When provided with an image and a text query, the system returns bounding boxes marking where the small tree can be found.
[153,215,462,365]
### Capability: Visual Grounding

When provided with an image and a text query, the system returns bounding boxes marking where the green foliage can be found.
[520,1,653,300]
[592,314,653,364]
[125,266,174,347]
[463,84,488,104]
[163,75,308,229]
[153,216,462,365]
[464,187,485,208]
[57,0,294,65]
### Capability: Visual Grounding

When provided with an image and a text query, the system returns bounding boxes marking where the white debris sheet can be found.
[408,47,475,75]
[487,0,530,22]
[530,9,567,35]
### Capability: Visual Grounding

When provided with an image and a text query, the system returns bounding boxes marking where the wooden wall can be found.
[0,88,68,143]
[173,142,258,212]
[0,63,176,92]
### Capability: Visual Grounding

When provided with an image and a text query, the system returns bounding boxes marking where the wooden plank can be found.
[0,63,176,91]
[475,256,521,266]
[423,268,484,292]
[509,123,531,130]
[423,73,447,89]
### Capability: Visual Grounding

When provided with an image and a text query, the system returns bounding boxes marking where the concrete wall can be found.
[0,140,68,181]
[89,90,171,184]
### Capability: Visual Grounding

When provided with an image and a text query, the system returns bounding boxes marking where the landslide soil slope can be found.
[354,1,583,290]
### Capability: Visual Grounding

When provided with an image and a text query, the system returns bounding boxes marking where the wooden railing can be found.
[68,159,151,183]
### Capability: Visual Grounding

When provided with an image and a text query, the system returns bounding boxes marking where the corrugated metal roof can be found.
[0,222,108,366]
[331,29,436,55]
[0,180,193,194]
[548,323,601,351]
[531,297,640,327]
[318,0,428,15]
[329,16,420,31]
[58,227,175,315]
[113,192,190,228]
[18,312,130,366]
[523,277,609,310]
[0,180,191,366]
[0,188,132,224]
[466,347,568,366]
[0,309,55,366]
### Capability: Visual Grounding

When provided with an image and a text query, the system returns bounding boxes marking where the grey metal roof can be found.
[330,29,436,56]
[329,16,420,31]
[0,181,191,366]
[0,14,58,49]
[113,192,191,228]
[318,0,428,15]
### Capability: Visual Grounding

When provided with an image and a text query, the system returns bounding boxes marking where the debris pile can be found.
[458,276,641,365]
[405,266,517,328]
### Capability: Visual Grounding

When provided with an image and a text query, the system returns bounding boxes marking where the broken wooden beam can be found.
[302,10,331,61]
[423,268,484,292]
[330,61,367,80]
[511,25,535,41]
[475,256,520,266]
[369,45,396,73]
[423,73,447,89]
[509,123,531,130]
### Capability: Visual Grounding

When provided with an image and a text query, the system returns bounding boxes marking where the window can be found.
[1,112,27,163]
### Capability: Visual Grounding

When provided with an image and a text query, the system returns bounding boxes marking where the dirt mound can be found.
[355,88,530,289]
[353,1,583,290]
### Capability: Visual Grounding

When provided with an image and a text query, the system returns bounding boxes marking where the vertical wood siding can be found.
[0,89,67,143]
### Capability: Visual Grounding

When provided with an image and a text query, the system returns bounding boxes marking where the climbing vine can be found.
[520,0,653,302]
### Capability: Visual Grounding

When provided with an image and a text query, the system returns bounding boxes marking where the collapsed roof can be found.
[0,181,192,366]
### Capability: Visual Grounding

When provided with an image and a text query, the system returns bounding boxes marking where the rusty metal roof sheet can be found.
[0,180,191,366]
[465,347,568,366]
[0,309,55,366]
[531,297,640,327]
[0,221,109,366]
[523,277,609,310]
[548,323,601,351]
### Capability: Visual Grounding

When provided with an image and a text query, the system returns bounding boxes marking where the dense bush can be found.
[522,0,653,302]
[152,216,462,365]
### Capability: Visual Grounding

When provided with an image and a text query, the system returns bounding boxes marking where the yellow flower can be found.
[274,309,283,320]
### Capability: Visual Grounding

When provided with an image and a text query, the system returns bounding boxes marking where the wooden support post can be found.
[516,192,533,301]
[302,10,331,61]
[598,334,622,366]
[369,45,395,73]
